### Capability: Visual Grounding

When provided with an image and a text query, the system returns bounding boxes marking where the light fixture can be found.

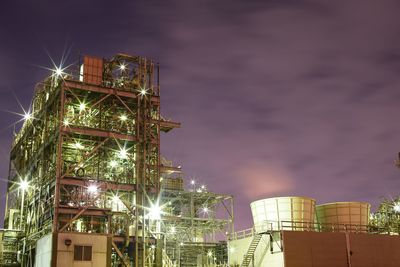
[110,160,118,168]
[119,148,128,159]
[74,142,84,150]
[394,203,400,213]
[55,67,63,77]
[23,112,32,121]
[191,180,195,185]
[119,114,127,121]
[139,87,148,96]
[201,185,205,190]
[19,180,29,191]
[148,203,162,220]
[87,184,98,194]
[79,103,86,111]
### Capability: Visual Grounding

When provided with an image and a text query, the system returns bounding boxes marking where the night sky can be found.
[1,0,400,230]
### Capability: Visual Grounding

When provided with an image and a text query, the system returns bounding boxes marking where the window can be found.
[74,245,92,261]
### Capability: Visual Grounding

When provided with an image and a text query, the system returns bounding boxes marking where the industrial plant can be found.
[1,53,400,267]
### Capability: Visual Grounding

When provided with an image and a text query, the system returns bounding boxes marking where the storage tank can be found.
[316,202,370,233]
[250,196,316,233]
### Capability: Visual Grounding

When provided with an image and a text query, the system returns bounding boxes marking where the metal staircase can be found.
[240,234,262,267]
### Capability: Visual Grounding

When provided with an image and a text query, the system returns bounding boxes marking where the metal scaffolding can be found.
[1,53,233,267]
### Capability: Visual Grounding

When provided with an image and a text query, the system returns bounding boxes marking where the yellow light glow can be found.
[120,114,127,121]
[63,119,70,126]
[79,103,86,111]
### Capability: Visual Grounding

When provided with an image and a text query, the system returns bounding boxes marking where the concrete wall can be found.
[56,233,110,267]
[35,234,53,267]
[228,234,284,267]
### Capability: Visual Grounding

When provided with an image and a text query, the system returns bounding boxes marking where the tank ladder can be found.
[240,234,262,267]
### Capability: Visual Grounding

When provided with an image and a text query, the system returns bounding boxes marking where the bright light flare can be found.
[74,142,84,150]
[87,184,98,194]
[191,180,195,185]
[119,63,126,71]
[119,114,127,121]
[19,180,29,191]
[207,251,213,257]
[23,112,32,121]
[138,87,148,96]
[63,119,70,126]
[55,67,63,76]
[203,207,209,213]
[110,160,118,168]
[79,103,86,111]
[119,148,128,159]
[148,204,162,220]
[394,203,400,213]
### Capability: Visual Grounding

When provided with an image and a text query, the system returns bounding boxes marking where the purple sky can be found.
[1,0,400,230]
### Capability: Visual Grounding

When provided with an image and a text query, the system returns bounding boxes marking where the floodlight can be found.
[119,148,128,159]
[79,103,86,111]
[119,114,127,121]
[23,112,32,121]
[55,67,63,77]
[19,180,29,191]
[394,203,400,213]
[148,204,162,220]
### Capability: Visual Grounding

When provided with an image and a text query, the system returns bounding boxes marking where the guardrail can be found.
[229,220,389,240]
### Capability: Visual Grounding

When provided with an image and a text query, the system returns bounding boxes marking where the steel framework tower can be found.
[2,53,180,267]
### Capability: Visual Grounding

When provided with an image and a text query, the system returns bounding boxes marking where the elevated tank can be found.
[250,196,316,233]
[316,202,370,233]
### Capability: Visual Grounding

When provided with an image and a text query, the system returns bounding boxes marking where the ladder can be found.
[240,234,262,267]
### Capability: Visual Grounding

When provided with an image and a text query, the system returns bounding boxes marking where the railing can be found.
[230,220,390,240]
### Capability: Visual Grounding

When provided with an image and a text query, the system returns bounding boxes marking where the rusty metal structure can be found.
[0,53,233,267]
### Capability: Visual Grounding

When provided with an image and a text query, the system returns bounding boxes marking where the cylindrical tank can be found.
[316,202,370,233]
[250,196,316,233]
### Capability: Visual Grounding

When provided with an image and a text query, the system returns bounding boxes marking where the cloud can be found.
[234,161,295,200]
